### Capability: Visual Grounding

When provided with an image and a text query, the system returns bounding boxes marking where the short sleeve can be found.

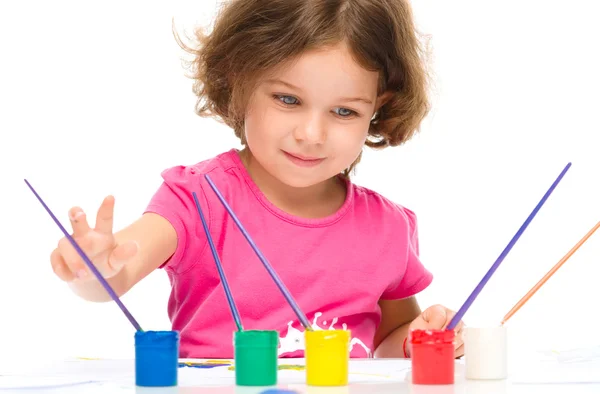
[381,207,433,300]
[144,165,208,273]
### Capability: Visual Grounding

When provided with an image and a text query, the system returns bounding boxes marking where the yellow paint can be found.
[228,364,305,371]
[305,330,350,386]
[279,365,305,371]
[205,359,233,364]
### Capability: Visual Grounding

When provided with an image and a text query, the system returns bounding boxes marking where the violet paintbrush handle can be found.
[447,162,571,330]
[192,191,244,332]
[204,174,313,331]
[25,179,143,331]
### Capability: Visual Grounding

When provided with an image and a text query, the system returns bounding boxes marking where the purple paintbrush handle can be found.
[24,179,143,332]
[204,174,313,331]
[192,191,244,332]
[447,162,571,330]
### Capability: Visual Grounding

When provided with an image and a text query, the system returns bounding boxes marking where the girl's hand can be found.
[50,196,138,282]
[408,304,465,358]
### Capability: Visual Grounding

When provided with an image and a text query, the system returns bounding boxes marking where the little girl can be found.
[50,0,464,359]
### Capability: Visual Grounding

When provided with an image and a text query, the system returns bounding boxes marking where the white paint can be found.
[464,326,507,380]
[278,312,372,357]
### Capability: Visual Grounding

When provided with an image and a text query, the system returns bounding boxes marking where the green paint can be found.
[234,330,278,386]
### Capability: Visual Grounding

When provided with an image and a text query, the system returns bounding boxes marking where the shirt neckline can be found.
[224,149,354,228]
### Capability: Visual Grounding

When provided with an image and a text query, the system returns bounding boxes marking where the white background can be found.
[1,1,599,361]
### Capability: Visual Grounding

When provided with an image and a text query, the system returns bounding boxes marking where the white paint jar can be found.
[463,326,507,380]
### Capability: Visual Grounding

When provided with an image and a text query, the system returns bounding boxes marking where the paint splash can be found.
[227,364,305,371]
[179,360,233,369]
[279,365,305,371]
[278,312,372,357]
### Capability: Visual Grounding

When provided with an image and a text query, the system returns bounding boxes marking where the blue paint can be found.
[259,390,299,394]
[178,362,230,369]
[135,330,179,387]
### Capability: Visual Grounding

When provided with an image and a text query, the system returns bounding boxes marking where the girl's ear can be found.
[375,91,394,110]
[371,91,393,122]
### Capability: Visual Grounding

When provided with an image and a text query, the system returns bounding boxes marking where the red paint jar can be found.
[410,329,455,385]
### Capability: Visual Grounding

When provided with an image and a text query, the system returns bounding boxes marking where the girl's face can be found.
[243,42,386,189]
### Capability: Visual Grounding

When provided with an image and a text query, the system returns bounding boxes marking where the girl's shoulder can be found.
[159,149,240,184]
[350,182,419,231]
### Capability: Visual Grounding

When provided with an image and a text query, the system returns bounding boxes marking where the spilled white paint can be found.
[278,312,372,357]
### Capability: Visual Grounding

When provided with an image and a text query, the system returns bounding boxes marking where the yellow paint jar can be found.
[305,330,350,386]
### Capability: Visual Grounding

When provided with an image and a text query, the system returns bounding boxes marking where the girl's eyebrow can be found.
[265,78,302,91]
[339,96,373,104]
[266,78,372,104]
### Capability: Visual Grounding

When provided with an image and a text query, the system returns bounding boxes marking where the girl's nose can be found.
[293,112,326,144]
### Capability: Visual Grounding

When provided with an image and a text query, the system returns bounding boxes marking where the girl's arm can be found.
[67,212,177,302]
[373,297,421,358]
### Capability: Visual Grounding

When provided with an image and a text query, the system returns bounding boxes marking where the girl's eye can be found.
[334,107,356,117]
[276,95,299,105]
[274,95,357,118]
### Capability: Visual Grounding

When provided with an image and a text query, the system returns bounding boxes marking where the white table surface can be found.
[0,356,598,393]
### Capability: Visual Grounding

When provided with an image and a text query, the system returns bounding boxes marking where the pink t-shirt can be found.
[145,149,432,358]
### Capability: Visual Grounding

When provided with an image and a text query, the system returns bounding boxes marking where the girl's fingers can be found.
[57,236,93,280]
[455,320,465,334]
[455,343,464,358]
[95,196,115,235]
[50,248,76,282]
[69,207,91,237]
[451,320,465,355]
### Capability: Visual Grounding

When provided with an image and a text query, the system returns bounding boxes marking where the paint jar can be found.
[305,330,350,386]
[134,330,179,387]
[464,326,507,380]
[410,329,455,385]
[234,330,278,386]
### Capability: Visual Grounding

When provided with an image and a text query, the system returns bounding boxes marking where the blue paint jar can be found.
[134,330,179,387]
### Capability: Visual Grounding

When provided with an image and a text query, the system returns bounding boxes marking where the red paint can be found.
[410,329,455,385]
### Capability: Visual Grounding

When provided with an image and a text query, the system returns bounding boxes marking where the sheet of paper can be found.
[7,356,598,389]
[0,359,133,390]
[542,345,600,363]
[176,358,412,386]
[0,376,96,390]
[509,359,600,384]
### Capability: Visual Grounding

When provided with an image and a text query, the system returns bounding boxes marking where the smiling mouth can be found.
[282,150,325,167]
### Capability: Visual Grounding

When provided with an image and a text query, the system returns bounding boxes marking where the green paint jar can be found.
[234,330,279,386]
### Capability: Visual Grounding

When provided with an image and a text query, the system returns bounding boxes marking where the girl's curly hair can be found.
[175,0,431,174]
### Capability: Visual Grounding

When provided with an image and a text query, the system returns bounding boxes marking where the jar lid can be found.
[135,330,180,346]
[409,329,455,344]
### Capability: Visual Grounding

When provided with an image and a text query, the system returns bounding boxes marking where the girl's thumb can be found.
[422,305,447,329]
[109,241,139,270]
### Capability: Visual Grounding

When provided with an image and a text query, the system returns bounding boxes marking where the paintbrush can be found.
[204,174,313,331]
[192,191,244,331]
[501,219,600,325]
[24,179,143,331]
[447,162,571,330]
